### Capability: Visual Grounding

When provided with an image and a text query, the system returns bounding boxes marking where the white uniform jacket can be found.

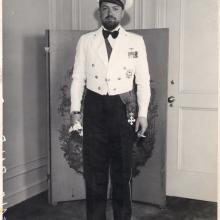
[70,26,151,117]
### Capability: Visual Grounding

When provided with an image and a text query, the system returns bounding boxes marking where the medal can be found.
[126,69,133,79]
[128,112,136,125]
[128,51,138,58]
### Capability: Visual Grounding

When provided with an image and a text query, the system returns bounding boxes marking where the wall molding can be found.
[4,155,47,182]
[134,0,143,29]
[72,0,80,29]
[49,0,57,29]
[4,156,48,208]
[59,0,64,29]
[155,0,167,28]
[141,0,148,28]
[79,0,83,30]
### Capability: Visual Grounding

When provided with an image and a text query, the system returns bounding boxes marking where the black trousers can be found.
[83,89,135,220]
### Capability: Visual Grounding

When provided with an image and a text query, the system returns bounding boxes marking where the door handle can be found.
[168,96,175,103]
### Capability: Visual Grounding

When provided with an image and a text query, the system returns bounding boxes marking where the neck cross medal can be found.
[128,112,136,125]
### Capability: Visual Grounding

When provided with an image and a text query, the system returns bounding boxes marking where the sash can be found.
[119,89,137,121]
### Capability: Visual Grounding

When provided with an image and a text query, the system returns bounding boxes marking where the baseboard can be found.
[4,178,48,208]
[4,155,48,208]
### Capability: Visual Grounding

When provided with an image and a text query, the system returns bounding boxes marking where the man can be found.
[70,0,151,219]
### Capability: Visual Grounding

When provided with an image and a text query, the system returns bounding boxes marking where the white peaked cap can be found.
[98,0,134,10]
[124,0,134,10]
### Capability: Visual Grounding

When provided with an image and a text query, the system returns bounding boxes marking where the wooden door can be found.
[48,29,168,206]
[165,0,218,201]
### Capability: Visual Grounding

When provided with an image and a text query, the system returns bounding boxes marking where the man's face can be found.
[100,2,124,30]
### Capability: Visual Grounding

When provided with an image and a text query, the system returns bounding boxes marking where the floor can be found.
[5,191,217,220]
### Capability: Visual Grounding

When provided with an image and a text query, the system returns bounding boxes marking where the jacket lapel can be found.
[92,27,108,67]
[109,27,128,65]
[91,27,128,67]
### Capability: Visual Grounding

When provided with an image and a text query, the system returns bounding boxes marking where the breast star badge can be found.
[126,69,133,79]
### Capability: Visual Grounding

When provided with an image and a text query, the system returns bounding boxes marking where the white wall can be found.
[3,0,49,208]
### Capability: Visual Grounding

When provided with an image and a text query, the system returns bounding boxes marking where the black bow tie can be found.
[102,29,119,39]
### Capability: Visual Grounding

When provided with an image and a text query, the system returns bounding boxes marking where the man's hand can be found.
[70,113,82,126]
[69,112,83,135]
[135,117,148,137]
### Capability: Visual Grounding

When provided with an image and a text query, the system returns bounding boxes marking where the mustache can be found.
[105,15,116,20]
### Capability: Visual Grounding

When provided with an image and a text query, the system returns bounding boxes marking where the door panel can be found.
[48,29,168,206]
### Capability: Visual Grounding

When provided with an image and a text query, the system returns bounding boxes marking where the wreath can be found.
[58,68,158,177]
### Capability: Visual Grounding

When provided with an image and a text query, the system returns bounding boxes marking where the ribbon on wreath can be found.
[119,88,137,125]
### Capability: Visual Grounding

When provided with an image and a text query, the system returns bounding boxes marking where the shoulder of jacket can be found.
[124,31,144,46]
[80,29,100,39]
[125,31,143,40]
[77,31,96,48]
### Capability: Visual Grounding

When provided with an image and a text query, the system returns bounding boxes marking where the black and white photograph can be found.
[2,0,218,220]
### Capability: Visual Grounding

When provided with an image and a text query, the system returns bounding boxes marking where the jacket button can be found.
[113,88,116,91]
[98,86,101,90]
[92,64,95,67]
[117,77,121,80]
[95,75,98,79]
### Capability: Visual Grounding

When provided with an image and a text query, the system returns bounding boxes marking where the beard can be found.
[102,16,119,30]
